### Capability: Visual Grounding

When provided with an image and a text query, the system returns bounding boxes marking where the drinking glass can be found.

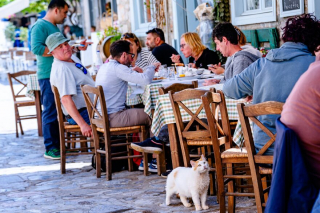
[168,66,175,80]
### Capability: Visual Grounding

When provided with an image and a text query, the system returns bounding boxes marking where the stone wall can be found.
[117,0,131,34]
[235,0,309,46]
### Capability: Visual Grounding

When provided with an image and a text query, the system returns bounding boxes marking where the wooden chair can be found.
[52,85,94,174]
[81,84,149,180]
[237,101,284,213]
[7,71,38,137]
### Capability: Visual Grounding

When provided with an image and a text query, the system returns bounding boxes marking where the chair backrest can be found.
[201,90,232,150]
[237,101,284,164]
[158,80,198,95]
[242,28,279,49]
[52,85,67,134]
[81,84,111,139]
[7,70,36,102]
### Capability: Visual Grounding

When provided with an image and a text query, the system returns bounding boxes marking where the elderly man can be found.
[203,22,260,85]
[145,28,183,67]
[31,0,90,160]
[48,32,95,148]
[223,14,320,154]
[95,40,160,130]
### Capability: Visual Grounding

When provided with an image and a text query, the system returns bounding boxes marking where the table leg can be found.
[168,123,183,169]
[34,91,42,136]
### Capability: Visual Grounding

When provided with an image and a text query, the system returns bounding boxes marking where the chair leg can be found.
[143,152,149,176]
[156,145,166,176]
[249,165,264,213]
[262,176,269,202]
[227,163,236,213]
[14,106,19,137]
[105,135,112,181]
[127,134,133,172]
[60,132,66,174]
[19,120,24,135]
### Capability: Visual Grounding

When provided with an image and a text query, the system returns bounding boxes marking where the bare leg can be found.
[180,195,192,208]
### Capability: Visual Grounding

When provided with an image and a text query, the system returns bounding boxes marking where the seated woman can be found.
[121,32,159,71]
[171,32,219,69]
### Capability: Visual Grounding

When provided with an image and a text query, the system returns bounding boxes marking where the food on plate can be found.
[179,74,185,77]
[153,77,165,80]
[172,63,184,66]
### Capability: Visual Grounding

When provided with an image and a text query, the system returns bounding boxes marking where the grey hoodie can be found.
[223,42,315,154]
[222,50,260,82]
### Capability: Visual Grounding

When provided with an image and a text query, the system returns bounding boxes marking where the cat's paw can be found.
[183,203,192,208]
[195,205,202,211]
[202,205,209,210]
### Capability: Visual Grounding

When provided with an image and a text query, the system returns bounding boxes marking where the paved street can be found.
[0,79,257,212]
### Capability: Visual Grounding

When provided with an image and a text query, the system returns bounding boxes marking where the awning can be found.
[0,0,29,19]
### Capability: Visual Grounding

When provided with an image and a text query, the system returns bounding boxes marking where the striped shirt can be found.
[135,48,159,69]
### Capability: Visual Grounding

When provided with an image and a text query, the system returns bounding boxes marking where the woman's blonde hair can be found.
[234,26,247,46]
[181,32,207,57]
[121,32,142,53]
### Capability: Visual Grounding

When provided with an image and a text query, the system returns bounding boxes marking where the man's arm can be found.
[223,60,258,99]
[61,95,92,137]
[116,63,157,86]
[31,25,52,57]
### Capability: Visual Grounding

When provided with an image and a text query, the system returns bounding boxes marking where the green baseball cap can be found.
[45,32,70,54]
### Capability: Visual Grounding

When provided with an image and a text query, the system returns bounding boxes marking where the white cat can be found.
[165,154,210,211]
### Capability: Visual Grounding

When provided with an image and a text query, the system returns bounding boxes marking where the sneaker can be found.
[131,137,163,154]
[161,170,172,178]
[148,159,158,173]
[138,159,150,171]
[44,148,61,160]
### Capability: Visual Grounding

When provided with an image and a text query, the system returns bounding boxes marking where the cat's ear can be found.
[190,160,196,167]
[201,154,206,161]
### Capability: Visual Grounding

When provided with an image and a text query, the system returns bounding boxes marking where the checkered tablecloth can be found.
[26,74,39,99]
[150,92,246,147]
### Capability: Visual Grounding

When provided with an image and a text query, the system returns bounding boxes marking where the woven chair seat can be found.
[187,139,212,146]
[97,125,142,133]
[259,166,272,174]
[64,122,80,130]
[221,148,248,158]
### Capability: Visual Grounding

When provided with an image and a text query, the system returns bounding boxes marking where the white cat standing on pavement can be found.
[165,155,210,211]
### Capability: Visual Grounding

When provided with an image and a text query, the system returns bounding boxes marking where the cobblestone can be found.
[0,80,257,212]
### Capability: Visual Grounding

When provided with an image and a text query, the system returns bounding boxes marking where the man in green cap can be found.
[47,32,94,140]
[31,0,90,160]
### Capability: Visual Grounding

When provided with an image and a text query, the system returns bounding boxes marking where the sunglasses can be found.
[121,33,134,39]
[180,43,186,49]
[126,52,135,58]
[75,63,88,74]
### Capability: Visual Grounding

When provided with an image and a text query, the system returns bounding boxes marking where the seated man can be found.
[203,22,260,85]
[95,40,160,131]
[281,45,320,189]
[146,28,183,67]
[223,14,320,154]
[48,32,95,138]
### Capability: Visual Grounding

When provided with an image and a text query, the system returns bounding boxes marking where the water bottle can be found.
[95,50,103,73]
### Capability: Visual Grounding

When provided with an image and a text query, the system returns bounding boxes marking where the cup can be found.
[168,67,175,80]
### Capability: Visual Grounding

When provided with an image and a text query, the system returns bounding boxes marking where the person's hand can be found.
[203,79,221,86]
[80,123,92,137]
[209,62,225,75]
[170,54,180,63]
[244,95,253,103]
[133,66,143,73]
[78,39,93,51]
[189,63,196,68]
[153,62,161,72]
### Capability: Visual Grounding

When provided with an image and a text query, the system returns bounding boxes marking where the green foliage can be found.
[213,0,230,22]
[19,27,28,41]
[4,22,15,41]
[103,26,121,43]
[21,0,51,14]
[0,0,14,8]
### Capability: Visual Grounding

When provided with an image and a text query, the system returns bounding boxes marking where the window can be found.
[308,0,320,18]
[231,0,276,26]
[130,0,156,36]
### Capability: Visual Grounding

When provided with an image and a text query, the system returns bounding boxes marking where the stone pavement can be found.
[0,80,257,212]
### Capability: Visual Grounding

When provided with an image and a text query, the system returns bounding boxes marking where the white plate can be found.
[197,74,216,79]
[151,79,163,83]
[177,76,196,80]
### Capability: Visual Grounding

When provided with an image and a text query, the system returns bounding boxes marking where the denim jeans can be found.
[38,79,60,151]
[67,109,91,125]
